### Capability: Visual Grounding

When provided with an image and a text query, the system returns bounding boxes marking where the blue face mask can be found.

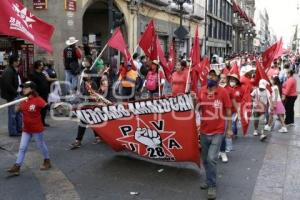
[207,79,218,87]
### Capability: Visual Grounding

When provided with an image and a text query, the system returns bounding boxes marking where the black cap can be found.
[21,81,37,90]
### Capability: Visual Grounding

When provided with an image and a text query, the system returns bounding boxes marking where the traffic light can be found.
[113,10,125,28]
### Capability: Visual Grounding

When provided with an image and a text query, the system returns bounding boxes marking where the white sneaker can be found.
[260,134,267,141]
[264,125,271,131]
[253,130,259,136]
[220,152,228,163]
[278,127,288,133]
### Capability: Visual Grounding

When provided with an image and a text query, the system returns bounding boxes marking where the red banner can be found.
[74,94,200,166]
[0,0,54,52]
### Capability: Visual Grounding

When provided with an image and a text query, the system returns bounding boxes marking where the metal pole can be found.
[204,0,207,55]
[108,0,113,59]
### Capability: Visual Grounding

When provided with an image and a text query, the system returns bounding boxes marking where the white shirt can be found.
[271,85,281,102]
[251,88,271,106]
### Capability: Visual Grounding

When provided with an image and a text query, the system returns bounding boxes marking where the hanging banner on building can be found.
[33,0,48,10]
[65,0,76,12]
[73,94,200,166]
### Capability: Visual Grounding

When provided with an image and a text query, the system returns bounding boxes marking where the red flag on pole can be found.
[274,38,283,60]
[262,41,279,70]
[168,40,175,72]
[0,0,54,52]
[107,27,136,70]
[139,20,156,59]
[189,26,201,67]
[155,36,171,78]
[254,59,272,92]
[240,85,252,135]
[197,57,210,86]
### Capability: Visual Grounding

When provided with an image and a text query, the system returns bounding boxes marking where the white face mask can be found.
[229,81,236,87]
[219,83,226,88]
[82,62,86,67]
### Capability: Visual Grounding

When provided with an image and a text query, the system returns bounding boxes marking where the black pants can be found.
[121,87,135,102]
[76,125,98,141]
[40,95,48,125]
[284,96,297,125]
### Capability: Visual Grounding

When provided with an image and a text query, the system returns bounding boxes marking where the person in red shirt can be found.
[171,60,189,96]
[218,73,238,162]
[7,81,51,176]
[197,68,233,199]
[282,69,298,125]
[240,64,255,91]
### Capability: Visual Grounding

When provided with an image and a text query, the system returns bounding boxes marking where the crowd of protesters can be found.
[0,36,299,200]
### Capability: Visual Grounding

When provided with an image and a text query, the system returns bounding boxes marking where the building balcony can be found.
[190,2,205,20]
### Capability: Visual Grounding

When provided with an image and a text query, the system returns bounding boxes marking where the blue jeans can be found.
[8,102,22,136]
[16,132,50,166]
[201,134,223,187]
[65,70,78,91]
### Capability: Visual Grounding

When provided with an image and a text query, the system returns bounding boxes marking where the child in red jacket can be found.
[7,81,51,176]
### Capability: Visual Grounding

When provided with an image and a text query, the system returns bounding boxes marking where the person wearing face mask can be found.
[69,56,102,149]
[251,79,273,141]
[197,68,233,199]
[217,73,237,162]
[240,65,255,91]
[0,54,22,136]
[228,66,244,138]
[170,60,190,96]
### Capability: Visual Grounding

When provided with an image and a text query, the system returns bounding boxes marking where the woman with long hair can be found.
[264,76,287,133]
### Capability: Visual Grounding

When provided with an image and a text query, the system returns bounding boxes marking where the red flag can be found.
[197,57,210,86]
[254,59,272,92]
[107,27,136,70]
[240,85,252,135]
[75,94,200,166]
[262,41,279,70]
[155,36,171,78]
[168,40,175,72]
[0,0,54,52]
[229,62,240,76]
[139,20,156,59]
[190,26,200,67]
[274,38,283,59]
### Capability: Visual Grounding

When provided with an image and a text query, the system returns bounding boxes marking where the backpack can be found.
[146,71,158,91]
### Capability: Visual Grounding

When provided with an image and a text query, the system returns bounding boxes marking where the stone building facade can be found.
[232,0,256,54]
[6,0,205,79]
[205,0,233,58]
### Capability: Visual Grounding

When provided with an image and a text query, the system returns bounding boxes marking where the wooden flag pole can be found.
[185,60,192,93]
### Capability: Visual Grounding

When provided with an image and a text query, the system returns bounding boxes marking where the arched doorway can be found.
[82,0,127,62]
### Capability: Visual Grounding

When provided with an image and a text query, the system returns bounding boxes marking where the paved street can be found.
[0,78,300,200]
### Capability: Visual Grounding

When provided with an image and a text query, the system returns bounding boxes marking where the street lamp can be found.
[170,0,191,40]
